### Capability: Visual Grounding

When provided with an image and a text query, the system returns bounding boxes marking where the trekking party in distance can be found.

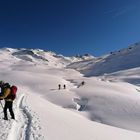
[0,80,17,120]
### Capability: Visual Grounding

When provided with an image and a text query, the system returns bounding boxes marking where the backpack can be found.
[10,85,17,100]
[0,83,11,96]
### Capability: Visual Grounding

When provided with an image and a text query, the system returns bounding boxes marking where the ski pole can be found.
[0,100,3,109]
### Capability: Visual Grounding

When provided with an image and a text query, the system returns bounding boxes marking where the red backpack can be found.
[11,86,17,100]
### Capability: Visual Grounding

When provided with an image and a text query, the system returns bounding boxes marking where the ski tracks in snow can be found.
[0,111,12,139]
[7,94,44,140]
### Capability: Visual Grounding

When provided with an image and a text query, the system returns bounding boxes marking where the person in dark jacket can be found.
[58,84,61,90]
[0,82,15,120]
[63,84,66,89]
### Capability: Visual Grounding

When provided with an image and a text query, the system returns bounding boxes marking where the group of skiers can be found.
[0,79,85,120]
[0,81,17,120]
[58,84,66,90]
[58,81,85,90]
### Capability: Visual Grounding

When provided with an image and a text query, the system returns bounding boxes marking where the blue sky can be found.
[0,0,140,56]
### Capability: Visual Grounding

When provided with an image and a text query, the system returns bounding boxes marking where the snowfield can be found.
[0,44,140,140]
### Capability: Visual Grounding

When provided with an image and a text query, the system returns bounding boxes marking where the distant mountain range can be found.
[0,41,140,77]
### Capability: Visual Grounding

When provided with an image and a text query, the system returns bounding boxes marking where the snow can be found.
[0,44,140,140]
[68,43,140,76]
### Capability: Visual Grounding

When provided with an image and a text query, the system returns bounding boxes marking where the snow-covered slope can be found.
[0,45,140,140]
[68,42,140,76]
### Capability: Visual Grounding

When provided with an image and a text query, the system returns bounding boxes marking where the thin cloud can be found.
[114,5,136,18]
[104,5,137,18]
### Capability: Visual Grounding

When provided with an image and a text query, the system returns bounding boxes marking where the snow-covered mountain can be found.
[0,43,140,140]
[67,42,140,87]
[0,47,94,68]
[68,42,140,76]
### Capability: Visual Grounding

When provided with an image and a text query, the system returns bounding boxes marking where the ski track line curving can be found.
[7,94,44,140]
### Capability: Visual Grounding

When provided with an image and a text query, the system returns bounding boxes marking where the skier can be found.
[63,84,66,89]
[58,84,61,90]
[0,81,15,120]
[77,81,85,88]
[81,81,85,86]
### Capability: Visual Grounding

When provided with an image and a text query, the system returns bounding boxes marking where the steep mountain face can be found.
[67,42,140,76]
